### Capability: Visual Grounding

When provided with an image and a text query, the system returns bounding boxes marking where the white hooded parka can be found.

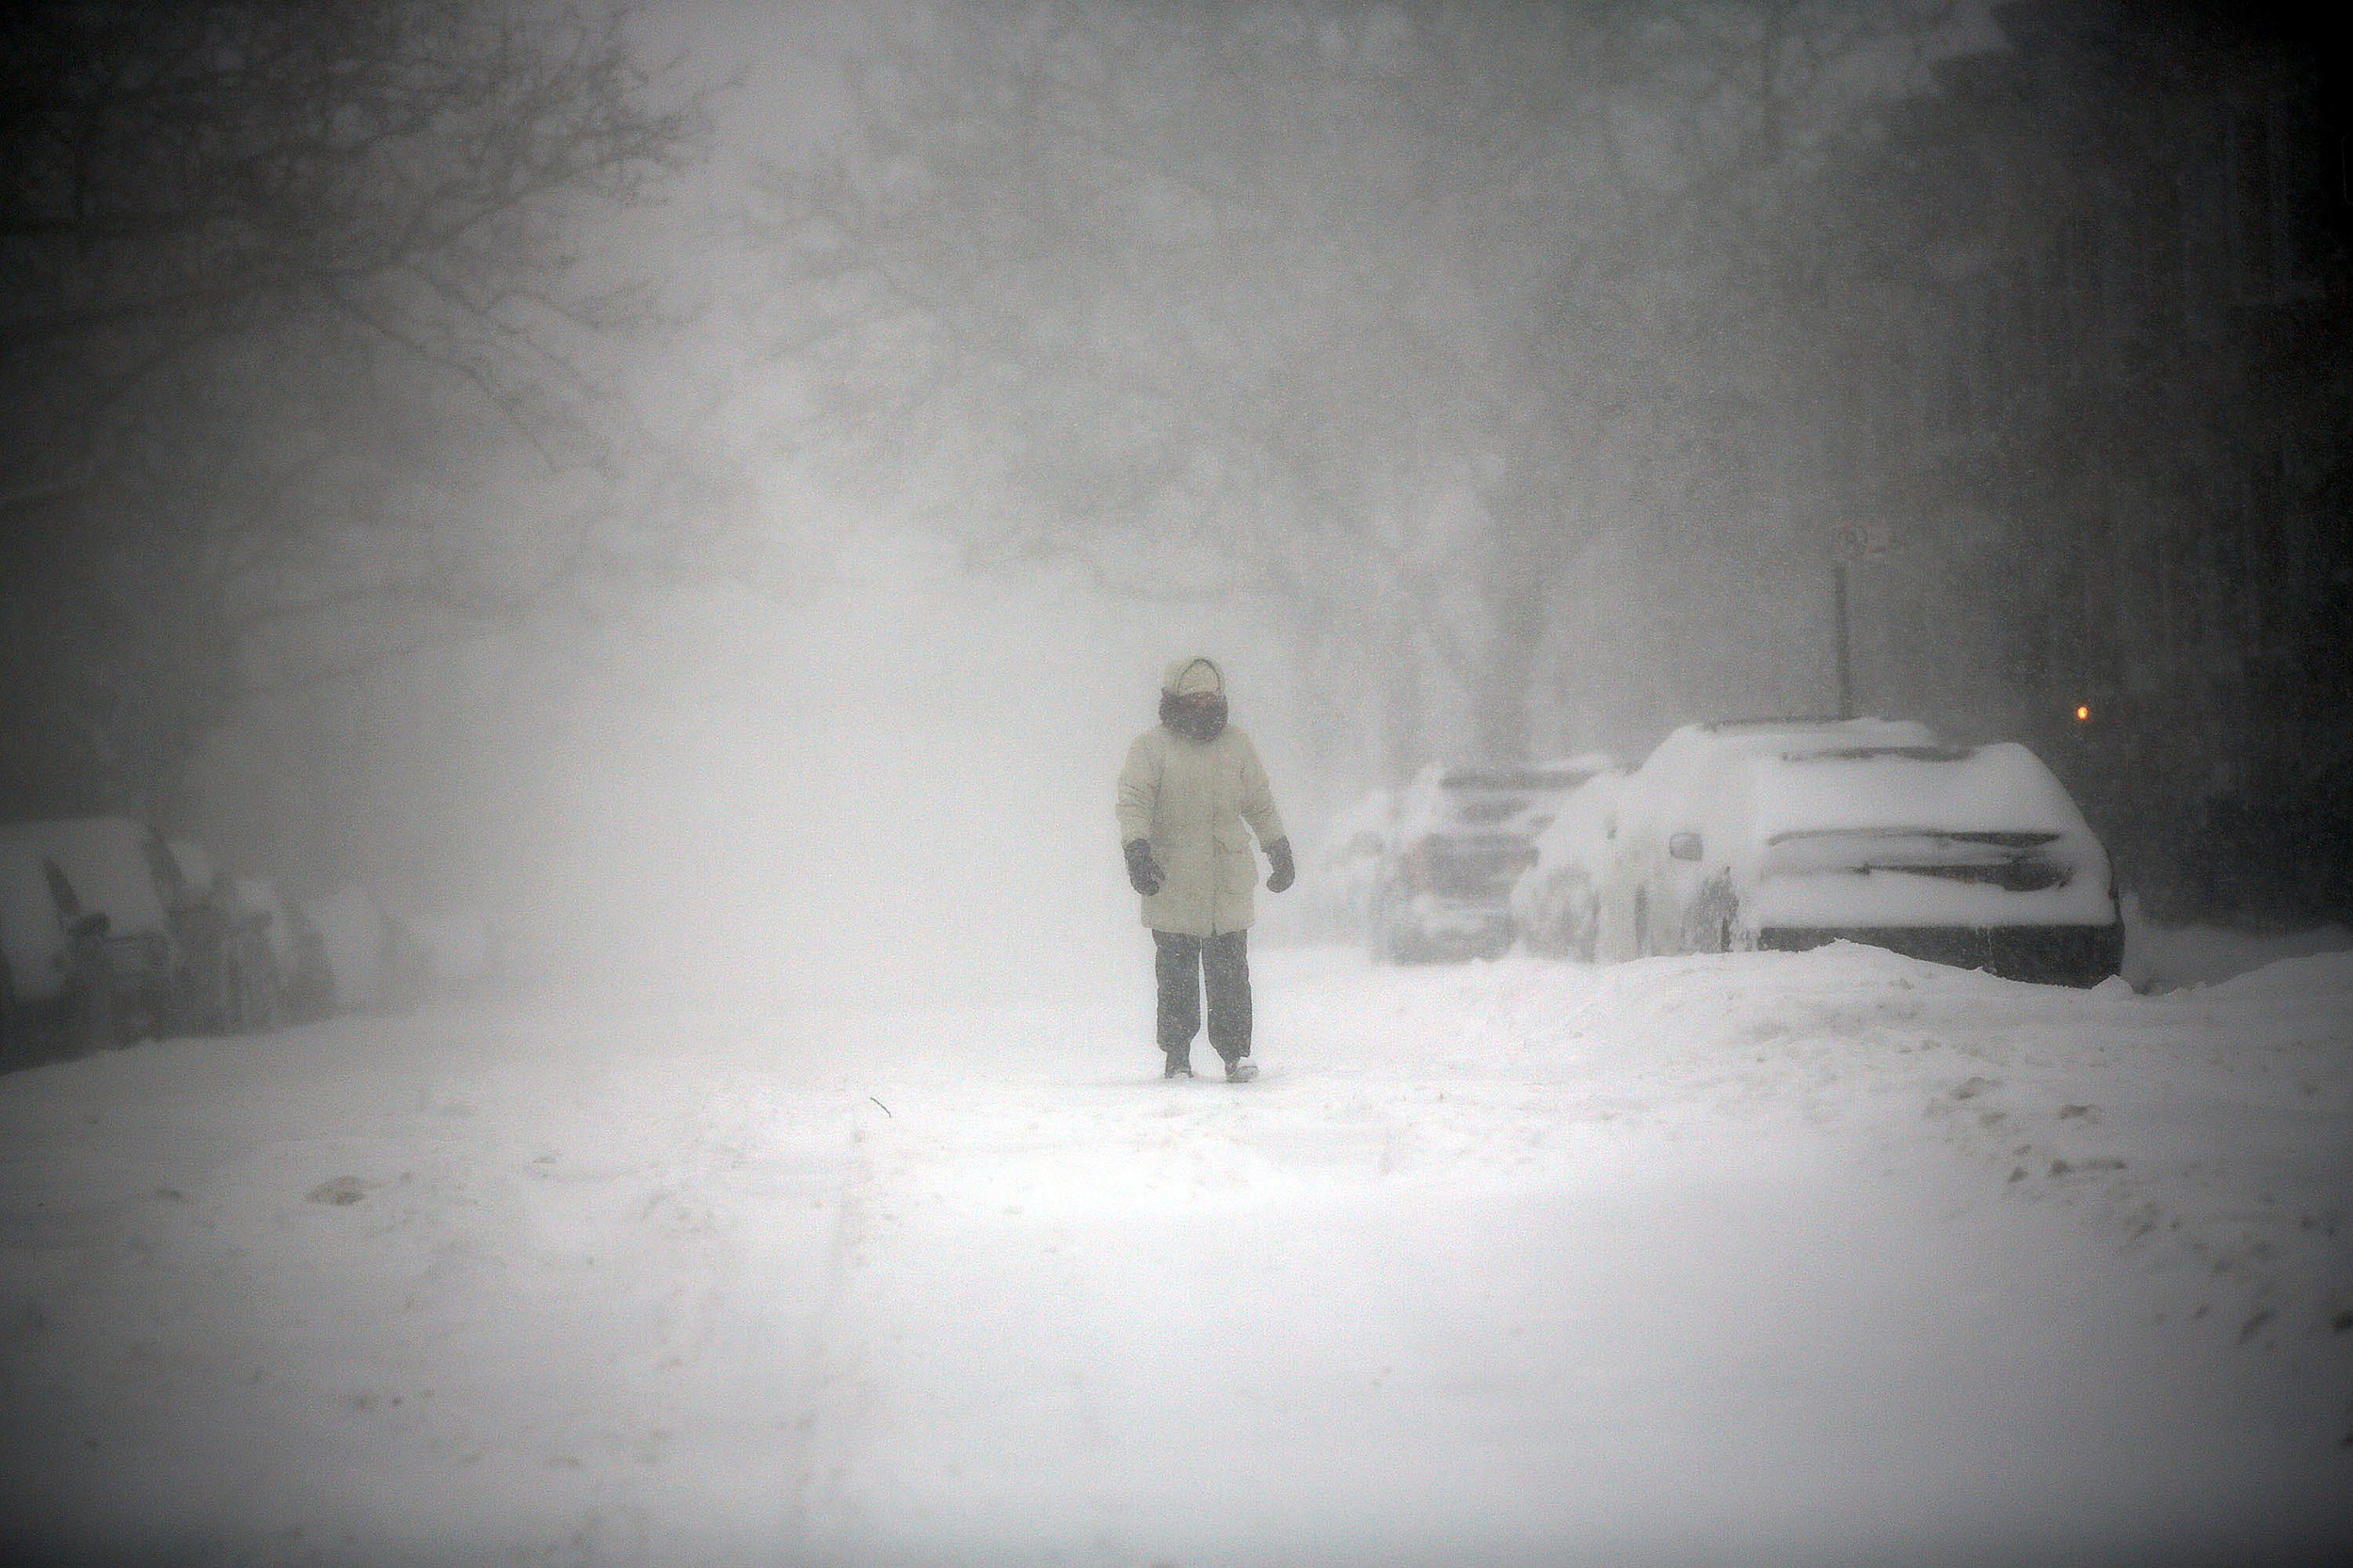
[1116,659,1286,936]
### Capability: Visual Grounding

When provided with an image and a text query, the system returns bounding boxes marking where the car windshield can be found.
[1440,790,1535,828]
[1441,768,1592,792]
[1434,782,1573,833]
[1415,765,1603,838]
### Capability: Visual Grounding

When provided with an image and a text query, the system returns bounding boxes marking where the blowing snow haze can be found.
[6,0,2347,980]
[2,2,2351,1564]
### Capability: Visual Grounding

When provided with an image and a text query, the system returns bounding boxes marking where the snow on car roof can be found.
[1740,742,2092,840]
[1642,717,1939,778]
[1694,715,1937,746]
[1628,720,1941,829]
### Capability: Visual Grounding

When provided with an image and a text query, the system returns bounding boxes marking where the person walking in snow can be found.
[1117,656,1294,1081]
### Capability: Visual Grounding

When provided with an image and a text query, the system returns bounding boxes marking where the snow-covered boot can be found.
[1225,1055,1258,1082]
[1163,1051,1193,1079]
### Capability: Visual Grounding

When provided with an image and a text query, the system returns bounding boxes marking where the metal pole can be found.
[1833,561,1853,720]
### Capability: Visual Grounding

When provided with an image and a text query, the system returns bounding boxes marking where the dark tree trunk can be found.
[1472,559,1551,763]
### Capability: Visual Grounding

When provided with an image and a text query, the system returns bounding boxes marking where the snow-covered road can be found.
[4,943,2348,1566]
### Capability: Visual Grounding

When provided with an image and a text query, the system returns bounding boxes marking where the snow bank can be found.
[2199,947,2353,1001]
[2121,893,2353,992]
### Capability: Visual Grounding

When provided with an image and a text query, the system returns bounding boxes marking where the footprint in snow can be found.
[306,1176,377,1207]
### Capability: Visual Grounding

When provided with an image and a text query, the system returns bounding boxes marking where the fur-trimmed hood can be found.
[1159,656,1228,742]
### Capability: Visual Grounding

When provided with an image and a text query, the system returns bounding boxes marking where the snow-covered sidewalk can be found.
[2,943,2347,1565]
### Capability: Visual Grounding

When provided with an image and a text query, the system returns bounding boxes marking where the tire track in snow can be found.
[781,1101,885,1559]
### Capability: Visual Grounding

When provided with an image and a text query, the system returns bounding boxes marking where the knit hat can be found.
[1160,656,1225,697]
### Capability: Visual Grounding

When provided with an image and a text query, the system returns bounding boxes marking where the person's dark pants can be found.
[1153,929,1251,1064]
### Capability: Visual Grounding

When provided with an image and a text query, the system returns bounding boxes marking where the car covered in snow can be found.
[163,838,290,1032]
[1599,719,2121,985]
[1511,764,1625,960]
[0,816,187,1039]
[1721,743,2120,984]
[1369,756,1613,963]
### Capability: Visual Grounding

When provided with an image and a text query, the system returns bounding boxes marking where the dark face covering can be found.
[1160,690,1228,743]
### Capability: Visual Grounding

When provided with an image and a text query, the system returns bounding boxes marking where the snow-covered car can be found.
[1306,788,1394,941]
[163,839,288,1033]
[1596,717,1941,962]
[1511,765,1625,960]
[0,816,186,1039]
[1369,756,1613,963]
[1601,719,2122,984]
[1716,742,2120,984]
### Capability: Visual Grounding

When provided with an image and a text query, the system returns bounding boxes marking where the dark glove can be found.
[1265,836,1295,893]
[1124,838,1163,896]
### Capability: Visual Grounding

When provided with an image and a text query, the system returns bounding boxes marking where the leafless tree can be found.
[0,0,701,818]
[745,1,1950,779]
